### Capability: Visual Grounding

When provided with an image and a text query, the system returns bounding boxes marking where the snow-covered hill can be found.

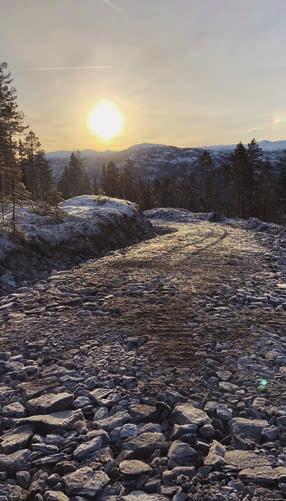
[47,140,286,182]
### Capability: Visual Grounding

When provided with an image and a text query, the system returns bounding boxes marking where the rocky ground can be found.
[0,214,285,500]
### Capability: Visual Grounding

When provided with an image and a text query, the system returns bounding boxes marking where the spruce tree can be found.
[101,161,120,197]
[120,159,137,201]
[230,142,253,218]
[0,62,26,230]
[57,152,92,199]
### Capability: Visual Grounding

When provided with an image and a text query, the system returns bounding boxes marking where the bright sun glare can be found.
[88,100,124,142]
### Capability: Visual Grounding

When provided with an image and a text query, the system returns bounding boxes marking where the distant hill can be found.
[47,140,286,182]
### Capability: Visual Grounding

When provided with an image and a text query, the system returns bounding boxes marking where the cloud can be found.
[103,0,124,15]
[25,65,112,72]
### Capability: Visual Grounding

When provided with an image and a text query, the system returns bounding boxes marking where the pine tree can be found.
[101,161,120,197]
[230,142,253,218]
[57,152,92,199]
[196,151,216,211]
[0,62,26,230]
[276,151,286,222]
[119,159,137,201]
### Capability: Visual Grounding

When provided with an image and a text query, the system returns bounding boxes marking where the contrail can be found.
[26,65,112,72]
[103,0,124,15]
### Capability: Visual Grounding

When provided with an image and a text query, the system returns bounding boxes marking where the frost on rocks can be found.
[0,196,153,292]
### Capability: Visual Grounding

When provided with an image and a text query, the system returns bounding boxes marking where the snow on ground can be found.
[60,195,137,217]
[2,196,140,248]
[144,207,212,223]
[0,196,152,292]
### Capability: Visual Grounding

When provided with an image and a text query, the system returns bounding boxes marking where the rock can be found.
[204,440,226,467]
[2,401,26,417]
[276,415,286,427]
[0,484,26,500]
[162,466,196,485]
[216,370,232,381]
[16,470,31,489]
[73,436,102,460]
[218,382,239,392]
[129,404,157,422]
[262,425,279,441]
[199,423,215,439]
[44,491,70,501]
[216,404,232,422]
[0,449,30,473]
[231,417,268,441]
[224,450,271,469]
[123,432,168,459]
[120,423,138,439]
[29,470,48,497]
[239,466,277,485]
[27,392,74,414]
[123,492,168,500]
[90,388,118,407]
[167,440,198,466]
[16,411,83,432]
[63,467,110,496]
[94,411,130,431]
[171,424,197,440]
[0,426,33,454]
[119,460,151,476]
[172,403,210,427]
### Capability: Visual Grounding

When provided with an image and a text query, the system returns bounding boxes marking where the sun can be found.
[88,100,124,142]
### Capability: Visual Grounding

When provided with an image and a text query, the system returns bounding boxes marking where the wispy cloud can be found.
[103,0,125,15]
[25,65,112,72]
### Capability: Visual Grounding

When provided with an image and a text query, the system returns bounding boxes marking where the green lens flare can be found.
[260,379,268,387]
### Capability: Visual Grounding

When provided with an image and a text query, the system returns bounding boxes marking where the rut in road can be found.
[1,221,283,379]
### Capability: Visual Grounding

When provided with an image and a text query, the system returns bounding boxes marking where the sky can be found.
[1,0,286,151]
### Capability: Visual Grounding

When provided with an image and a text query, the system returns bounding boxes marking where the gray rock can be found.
[276,415,286,427]
[44,491,70,501]
[199,424,215,439]
[224,450,271,470]
[204,440,226,467]
[239,466,277,485]
[120,423,138,439]
[2,401,26,417]
[123,432,168,459]
[94,411,130,431]
[64,467,110,496]
[216,370,232,381]
[73,436,102,460]
[216,404,232,422]
[218,382,239,392]
[27,392,74,414]
[231,417,268,441]
[17,410,83,432]
[167,440,198,466]
[172,403,210,427]
[123,492,168,501]
[90,388,119,407]
[0,484,26,500]
[262,425,279,441]
[119,460,151,476]
[129,404,157,422]
[16,470,31,489]
[0,426,33,454]
[171,424,197,440]
[0,449,30,473]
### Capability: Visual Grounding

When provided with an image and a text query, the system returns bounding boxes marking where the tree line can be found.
[58,142,286,223]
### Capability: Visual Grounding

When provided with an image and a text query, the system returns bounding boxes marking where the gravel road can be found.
[0,219,285,500]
